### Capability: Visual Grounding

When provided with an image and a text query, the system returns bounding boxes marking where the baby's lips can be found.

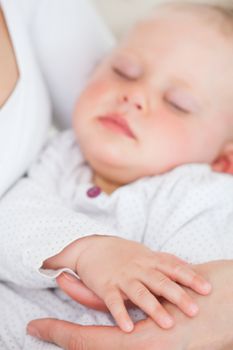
[98,114,136,139]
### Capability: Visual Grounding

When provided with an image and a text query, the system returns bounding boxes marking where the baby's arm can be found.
[0,131,116,288]
[0,174,114,289]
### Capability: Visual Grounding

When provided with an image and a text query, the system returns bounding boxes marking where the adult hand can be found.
[28,260,233,350]
[45,236,211,332]
[56,273,107,312]
[28,274,187,350]
[27,317,187,350]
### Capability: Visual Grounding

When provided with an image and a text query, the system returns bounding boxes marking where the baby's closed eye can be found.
[111,53,144,81]
[164,88,201,115]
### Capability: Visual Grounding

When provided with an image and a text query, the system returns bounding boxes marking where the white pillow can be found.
[91,0,162,38]
[26,0,115,129]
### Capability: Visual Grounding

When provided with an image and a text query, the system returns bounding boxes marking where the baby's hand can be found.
[75,236,212,333]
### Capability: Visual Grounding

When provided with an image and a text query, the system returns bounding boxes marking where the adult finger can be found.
[56,273,107,311]
[57,273,134,312]
[27,318,124,350]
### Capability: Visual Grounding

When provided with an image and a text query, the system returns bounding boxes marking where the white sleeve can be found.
[19,0,115,129]
[143,166,233,263]
[0,132,117,288]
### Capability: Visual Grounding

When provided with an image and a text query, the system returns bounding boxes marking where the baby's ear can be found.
[211,142,233,175]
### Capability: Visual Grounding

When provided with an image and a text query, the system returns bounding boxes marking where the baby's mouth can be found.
[97,114,136,139]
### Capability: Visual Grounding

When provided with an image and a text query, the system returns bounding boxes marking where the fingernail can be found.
[188,303,199,316]
[62,273,78,283]
[27,325,41,339]
[161,316,174,328]
[201,282,212,294]
[123,320,134,333]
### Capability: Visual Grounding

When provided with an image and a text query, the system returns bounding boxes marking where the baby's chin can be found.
[82,143,168,182]
[84,151,143,186]
[81,133,129,164]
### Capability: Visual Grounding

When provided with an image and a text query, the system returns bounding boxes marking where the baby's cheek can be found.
[147,113,199,162]
[74,79,112,119]
[153,113,191,146]
[83,79,113,102]
[165,128,193,162]
[165,122,214,163]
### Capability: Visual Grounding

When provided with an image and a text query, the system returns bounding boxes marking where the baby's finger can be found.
[104,288,134,333]
[154,259,211,295]
[140,270,199,317]
[120,280,174,329]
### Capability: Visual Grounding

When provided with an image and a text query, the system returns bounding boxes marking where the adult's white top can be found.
[0,0,114,198]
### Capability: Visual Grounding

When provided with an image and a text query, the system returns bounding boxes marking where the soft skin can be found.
[42,235,211,332]
[28,261,233,350]
[73,6,233,193]
[0,8,19,107]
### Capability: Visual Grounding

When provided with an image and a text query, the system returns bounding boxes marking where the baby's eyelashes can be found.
[164,97,191,115]
[112,65,143,81]
[111,53,144,81]
[164,88,201,115]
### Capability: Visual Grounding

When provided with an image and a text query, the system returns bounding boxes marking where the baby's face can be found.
[73,7,233,185]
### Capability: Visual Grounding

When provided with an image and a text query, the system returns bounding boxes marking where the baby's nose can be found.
[120,93,146,112]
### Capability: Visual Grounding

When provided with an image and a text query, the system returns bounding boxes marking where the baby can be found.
[1,2,233,348]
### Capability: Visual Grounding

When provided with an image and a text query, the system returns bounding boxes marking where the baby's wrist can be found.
[42,234,101,271]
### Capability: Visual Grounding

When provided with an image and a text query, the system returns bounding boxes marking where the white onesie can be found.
[0,130,233,350]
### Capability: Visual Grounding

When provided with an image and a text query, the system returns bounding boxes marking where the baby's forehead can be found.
[124,7,205,43]
[120,3,233,67]
[127,3,233,40]
[113,4,233,112]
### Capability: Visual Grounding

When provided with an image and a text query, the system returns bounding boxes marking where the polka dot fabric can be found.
[1,130,233,349]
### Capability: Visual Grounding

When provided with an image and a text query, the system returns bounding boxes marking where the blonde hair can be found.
[211,5,233,36]
[155,1,233,37]
[197,3,233,37]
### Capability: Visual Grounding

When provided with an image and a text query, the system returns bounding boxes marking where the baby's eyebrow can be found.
[169,77,194,90]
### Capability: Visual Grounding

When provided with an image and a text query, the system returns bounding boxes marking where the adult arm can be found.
[0,7,19,107]
[28,260,233,350]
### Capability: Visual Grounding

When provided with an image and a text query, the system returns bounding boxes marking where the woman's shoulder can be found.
[0,0,51,198]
